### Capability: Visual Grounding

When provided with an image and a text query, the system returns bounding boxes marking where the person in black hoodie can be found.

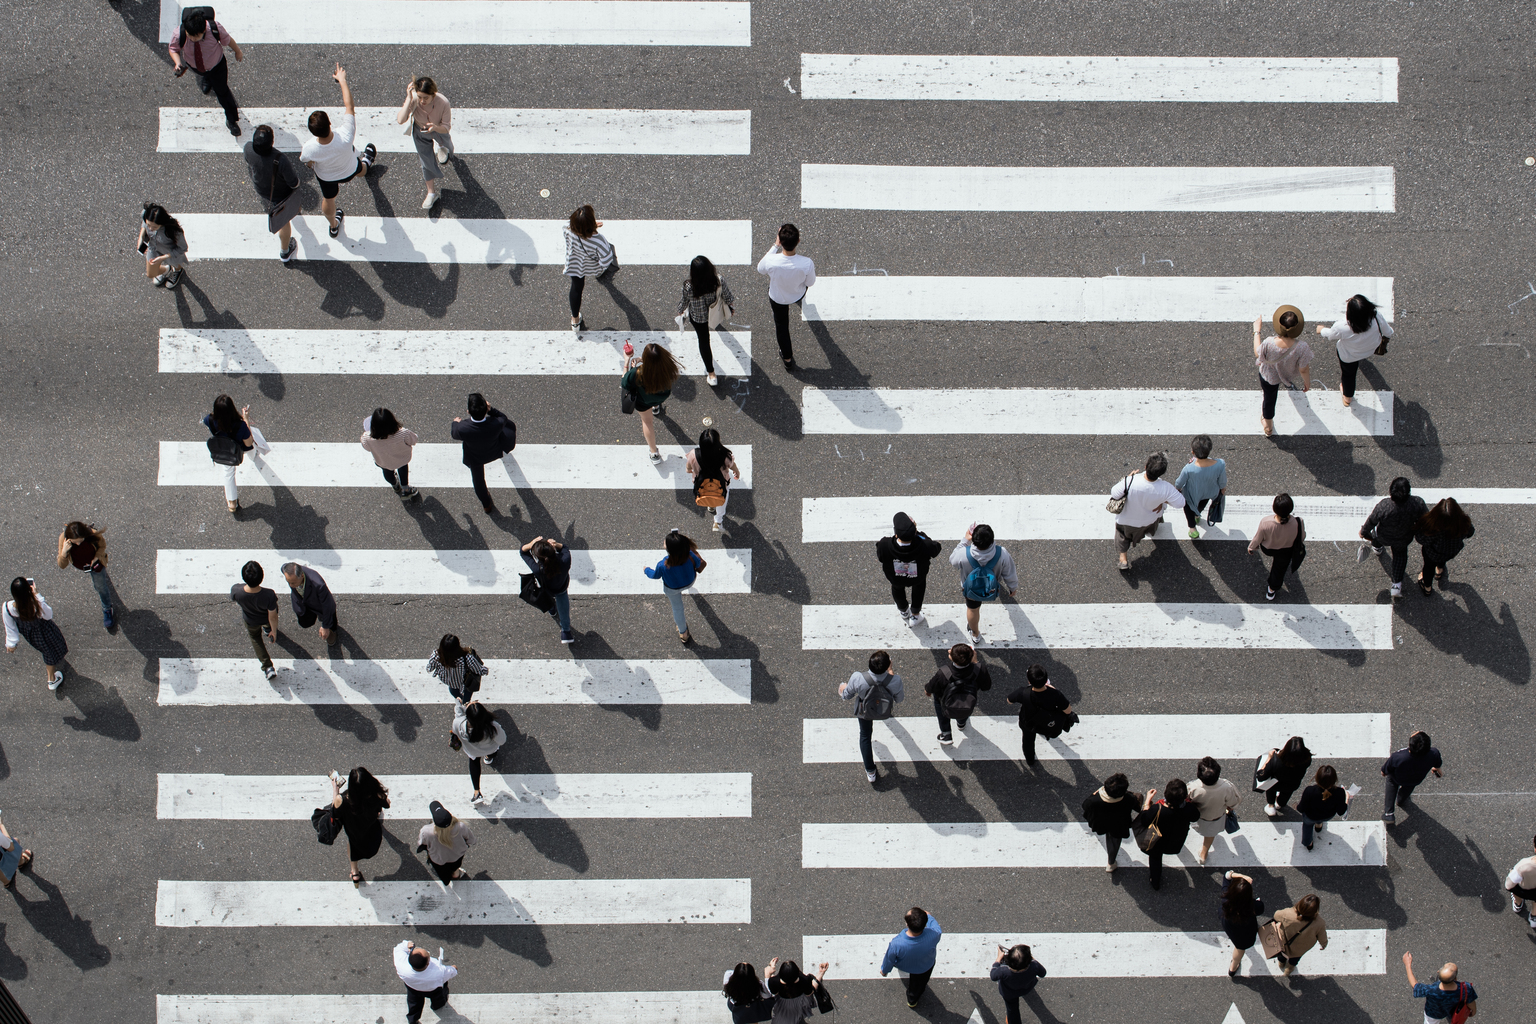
[450,392,516,516]
[1257,736,1313,818]
[1081,772,1136,873]
[1357,476,1428,599]
[1133,778,1200,890]
[925,642,991,744]
[875,512,943,627]
[1006,664,1075,766]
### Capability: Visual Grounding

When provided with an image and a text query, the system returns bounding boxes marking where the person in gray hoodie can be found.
[949,524,1018,645]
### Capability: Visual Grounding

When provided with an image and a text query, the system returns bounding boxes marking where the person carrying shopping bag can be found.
[203,393,269,514]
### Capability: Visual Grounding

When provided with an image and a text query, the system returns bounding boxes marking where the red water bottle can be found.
[622,340,633,357]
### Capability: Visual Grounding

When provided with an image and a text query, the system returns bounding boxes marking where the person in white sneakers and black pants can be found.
[302,64,377,239]
[839,650,904,783]
[1505,834,1536,930]
[876,512,942,627]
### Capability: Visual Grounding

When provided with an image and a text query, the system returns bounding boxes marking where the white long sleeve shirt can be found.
[394,940,459,991]
[1109,473,1185,528]
[1322,314,1393,363]
[1507,856,1536,890]
[756,244,816,303]
[3,595,53,649]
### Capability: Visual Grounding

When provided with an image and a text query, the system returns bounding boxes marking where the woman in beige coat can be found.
[361,407,422,502]
[1271,893,1328,977]
[1188,756,1242,866]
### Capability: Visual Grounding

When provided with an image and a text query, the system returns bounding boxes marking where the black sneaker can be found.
[937,732,953,744]
[164,268,184,287]
[279,238,298,262]
[361,143,377,170]
[227,121,241,137]
[329,210,344,238]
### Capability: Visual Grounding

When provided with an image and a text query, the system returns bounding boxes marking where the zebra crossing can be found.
[157,992,722,1024]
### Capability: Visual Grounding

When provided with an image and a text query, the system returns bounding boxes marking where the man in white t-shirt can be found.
[755,222,816,370]
[1108,453,1186,571]
[300,64,377,239]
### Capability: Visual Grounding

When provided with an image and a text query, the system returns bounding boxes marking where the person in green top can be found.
[622,343,682,464]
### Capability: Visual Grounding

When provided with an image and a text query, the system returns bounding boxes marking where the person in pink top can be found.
[168,8,245,137]
[1247,493,1306,601]
[360,408,422,503]
[397,77,455,210]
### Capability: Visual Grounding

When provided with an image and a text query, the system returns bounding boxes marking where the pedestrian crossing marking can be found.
[1223,1005,1248,1024]
[156,992,725,1024]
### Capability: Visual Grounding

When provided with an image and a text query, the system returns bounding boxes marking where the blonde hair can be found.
[433,817,456,846]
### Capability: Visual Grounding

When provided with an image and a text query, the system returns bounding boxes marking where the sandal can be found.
[226,499,240,513]
[1417,574,1433,596]
[1435,567,1448,584]
[17,850,32,872]
[1260,417,1274,437]
[678,631,691,644]
[350,870,364,886]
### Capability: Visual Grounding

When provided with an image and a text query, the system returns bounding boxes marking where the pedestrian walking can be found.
[427,634,486,704]
[203,393,266,513]
[0,813,34,890]
[417,800,473,883]
[876,512,942,627]
[56,521,116,630]
[450,392,516,515]
[243,125,301,262]
[686,428,741,533]
[451,700,508,803]
[1255,736,1313,817]
[327,767,390,885]
[563,204,617,332]
[722,962,773,1024]
[1381,730,1443,825]
[301,64,377,239]
[1359,476,1428,598]
[1504,834,1536,930]
[1220,872,1263,976]
[137,203,188,289]
[764,959,828,1024]
[990,943,1047,1024]
[1133,778,1199,890]
[1189,756,1243,865]
[231,561,279,681]
[1296,765,1354,852]
[676,255,735,386]
[1109,453,1186,571]
[879,907,942,1009]
[394,939,456,1023]
[1081,773,1136,872]
[361,408,422,503]
[948,524,1018,644]
[1248,493,1306,601]
[1404,952,1475,1020]
[621,343,681,465]
[1252,306,1314,437]
[1173,435,1227,540]
[1270,894,1328,976]
[1416,498,1475,594]
[1318,294,1393,408]
[926,642,992,744]
[281,562,340,647]
[838,650,904,783]
[4,578,67,691]
[396,76,454,210]
[643,530,707,643]
[520,537,573,644]
[756,223,816,369]
[167,6,245,136]
[1005,664,1074,765]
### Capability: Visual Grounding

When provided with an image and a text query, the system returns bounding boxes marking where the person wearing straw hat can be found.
[1252,305,1315,437]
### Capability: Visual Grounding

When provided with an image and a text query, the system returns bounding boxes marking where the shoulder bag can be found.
[1449,983,1474,1024]
[812,977,836,1016]
[620,364,637,415]
[1253,751,1279,792]
[311,804,342,845]
[267,157,303,234]
[1260,916,1314,960]
[707,284,733,329]
[1106,473,1133,514]
[1133,804,1164,853]
[1289,517,1307,572]
[1373,313,1391,357]
[518,573,556,613]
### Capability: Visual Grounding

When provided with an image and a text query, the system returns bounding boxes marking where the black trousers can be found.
[405,983,448,1023]
[382,465,410,490]
[1338,353,1365,398]
[429,856,464,883]
[1147,847,1169,888]
[1419,543,1456,581]
[934,694,969,734]
[1183,498,1209,529]
[890,577,927,614]
[904,968,933,1004]
[468,462,492,508]
[194,56,240,126]
[689,318,716,374]
[295,608,338,633]
[1020,726,1045,764]
[568,275,586,316]
[1364,528,1410,583]
[858,717,876,772]
[1260,374,1282,419]
[1260,543,1298,591]
[769,297,796,360]
[1104,834,1124,866]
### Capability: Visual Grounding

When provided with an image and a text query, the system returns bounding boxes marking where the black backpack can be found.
[207,434,244,466]
[854,672,896,721]
[938,666,978,716]
[178,7,221,46]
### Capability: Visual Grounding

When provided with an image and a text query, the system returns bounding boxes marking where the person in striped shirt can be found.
[563,205,616,332]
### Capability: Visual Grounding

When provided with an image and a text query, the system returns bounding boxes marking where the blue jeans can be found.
[552,591,571,632]
[87,566,113,618]
[1301,813,1323,849]
[664,587,688,635]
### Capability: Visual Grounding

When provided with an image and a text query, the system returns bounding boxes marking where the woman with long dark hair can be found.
[138,202,188,288]
[562,203,616,332]
[520,536,574,644]
[451,700,508,803]
[764,958,828,1024]
[56,520,115,630]
[4,578,68,690]
[1296,765,1353,852]
[1416,497,1475,593]
[328,767,391,885]
[203,393,264,513]
[621,342,682,464]
[677,255,735,386]
[721,961,772,1021]
[1256,736,1313,818]
[1318,293,1393,408]
[427,633,486,703]
[1247,493,1306,601]
[1219,871,1263,976]
[685,428,741,532]
[643,529,707,643]
[361,407,421,502]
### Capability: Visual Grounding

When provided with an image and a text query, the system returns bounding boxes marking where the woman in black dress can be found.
[1415,497,1474,593]
[1219,871,1263,976]
[329,767,390,885]
[1258,736,1312,818]
[1133,778,1199,891]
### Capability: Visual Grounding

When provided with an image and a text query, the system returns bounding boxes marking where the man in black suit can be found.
[281,562,339,646]
[450,392,516,515]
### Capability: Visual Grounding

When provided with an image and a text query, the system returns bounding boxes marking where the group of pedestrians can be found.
[1249,295,1394,434]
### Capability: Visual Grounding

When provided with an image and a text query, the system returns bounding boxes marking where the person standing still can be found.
[56,521,115,630]
[875,512,942,627]
[361,408,422,503]
[231,560,279,681]
[138,203,189,289]
[643,529,706,643]
[1272,894,1328,977]
[756,223,816,369]
[678,255,735,386]
[621,343,681,465]
[168,7,245,136]
[1318,293,1393,408]
[1173,435,1227,540]
[520,537,574,644]
[397,76,454,210]
[1005,664,1073,766]
[927,642,992,744]
[394,939,457,1023]
[3,578,67,691]
[1081,773,1136,872]
[301,65,377,239]
[1247,493,1305,601]
[990,943,1047,1024]
[1109,453,1186,571]
[1252,306,1314,437]
[243,125,301,261]
[563,204,616,332]
[879,907,942,1009]
[450,392,516,515]
[948,523,1017,645]
[1504,834,1536,930]
[281,562,339,647]
[838,650,904,783]
[1416,498,1475,593]
[1381,730,1442,825]
[1404,953,1476,1021]
[1358,476,1428,599]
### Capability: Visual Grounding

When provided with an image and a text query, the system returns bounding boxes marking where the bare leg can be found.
[44,663,57,684]
[321,194,338,230]
[639,408,659,453]
[965,606,980,636]
[1199,835,1214,864]
[1229,948,1243,974]
[278,221,293,250]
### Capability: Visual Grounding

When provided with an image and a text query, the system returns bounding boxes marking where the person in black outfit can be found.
[1381,730,1443,824]
[990,943,1047,1024]
[1006,664,1074,765]
[1133,778,1199,890]
[722,962,773,1024]
[329,767,390,885]
[1258,736,1313,817]
[520,536,574,644]
[925,642,991,743]
[1415,498,1475,594]
[1296,765,1352,851]
[450,392,516,515]
[875,512,943,627]
[242,125,301,261]
[1358,476,1429,598]
[1220,871,1264,976]
[1081,772,1136,873]
[281,562,340,646]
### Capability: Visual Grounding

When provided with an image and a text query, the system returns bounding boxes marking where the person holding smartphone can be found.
[137,204,188,289]
[168,7,245,137]
[56,521,116,630]
[990,943,1047,1024]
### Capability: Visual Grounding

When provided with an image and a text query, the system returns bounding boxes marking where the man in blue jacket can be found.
[450,392,515,515]
[880,907,942,1009]
[281,562,339,647]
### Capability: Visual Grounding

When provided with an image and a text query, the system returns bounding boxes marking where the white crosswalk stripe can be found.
[160,107,751,154]
[802,821,1387,868]
[802,164,1396,212]
[801,276,1393,322]
[802,490,1531,542]
[173,214,751,265]
[802,713,1390,763]
[158,657,752,706]
[155,878,751,927]
[158,442,754,490]
[157,992,723,1024]
[799,53,1399,103]
[803,603,1392,650]
[800,387,1393,436]
[159,773,751,819]
[158,0,752,46]
[157,548,752,595]
[158,328,752,377]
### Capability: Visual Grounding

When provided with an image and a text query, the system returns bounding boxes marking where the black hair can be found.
[437,633,465,665]
[1420,498,1473,539]
[183,10,208,35]
[241,560,264,586]
[868,650,891,674]
[344,767,389,809]
[569,204,598,238]
[1164,778,1188,804]
[7,578,38,621]
[467,392,489,419]
[251,124,275,156]
[1104,773,1130,799]
[211,394,241,436]
[464,702,496,745]
[689,255,720,297]
[143,203,185,245]
[777,223,800,251]
[1408,731,1431,756]
[1345,294,1379,335]
[1279,736,1312,766]
[1197,757,1221,785]
[1145,452,1169,480]
[949,643,974,667]
[369,408,401,439]
[1389,477,1412,503]
[1026,664,1048,687]
[1314,765,1338,789]
[1295,893,1321,919]
[530,539,559,574]
[904,907,928,933]
[1191,434,1213,459]
[723,963,762,1004]
[408,949,430,971]
[1273,493,1294,523]
[412,76,437,96]
[971,524,995,549]
[664,529,697,566]
[1222,876,1257,922]
[1279,309,1299,330]
[695,428,732,478]
[1004,944,1032,970]
[307,110,332,138]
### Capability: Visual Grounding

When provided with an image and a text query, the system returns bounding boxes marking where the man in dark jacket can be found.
[925,643,991,743]
[281,562,339,646]
[875,512,943,627]
[1381,730,1443,825]
[1358,476,1428,598]
[1006,664,1074,765]
[450,392,515,515]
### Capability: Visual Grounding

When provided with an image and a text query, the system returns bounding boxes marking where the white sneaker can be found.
[264,665,278,680]
[908,612,926,627]
[1264,803,1278,817]
[1390,582,1403,598]
[865,770,877,783]
[47,670,63,690]
[422,191,439,210]
[1513,894,1526,913]
[968,630,984,646]
[436,145,450,165]
[899,609,912,624]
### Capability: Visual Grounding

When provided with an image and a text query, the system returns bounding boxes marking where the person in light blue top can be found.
[1173,434,1228,540]
[643,529,707,644]
[879,907,943,1009]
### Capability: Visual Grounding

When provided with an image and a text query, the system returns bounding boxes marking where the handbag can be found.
[1224,808,1241,834]
[266,158,303,234]
[728,998,774,1024]
[311,805,341,845]
[707,288,732,329]
[1449,983,1473,1024]
[812,978,836,1016]
[1257,919,1285,959]
[1133,805,1163,853]
[1206,491,1225,525]
[1289,519,1307,572]
[518,573,556,613]
[1106,473,1133,514]
[1373,313,1390,356]
[620,365,637,415]
[1253,752,1279,792]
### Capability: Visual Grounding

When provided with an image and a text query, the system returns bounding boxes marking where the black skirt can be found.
[16,617,67,664]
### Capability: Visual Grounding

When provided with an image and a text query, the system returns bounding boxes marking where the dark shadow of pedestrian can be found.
[56,667,140,742]
[1394,582,1529,685]
[491,716,590,874]
[116,608,192,686]
[171,274,287,401]
[7,870,111,971]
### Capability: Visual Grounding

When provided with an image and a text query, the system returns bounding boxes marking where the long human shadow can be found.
[1387,797,1506,912]
[594,265,651,331]
[1242,971,1376,1024]
[330,631,422,743]
[172,275,286,400]
[238,483,332,551]
[1271,433,1378,496]
[1394,581,1529,684]
[690,595,777,704]
[6,870,111,971]
[491,717,590,873]
[0,922,24,980]
[717,519,809,608]
[116,608,192,686]
[268,630,380,742]
[1360,361,1442,478]
[56,665,140,742]
[557,627,659,731]
[436,156,536,284]
[112,0,173,61]
[404,497,491,552]
[288,212,388,322]
[366,174,460,316]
